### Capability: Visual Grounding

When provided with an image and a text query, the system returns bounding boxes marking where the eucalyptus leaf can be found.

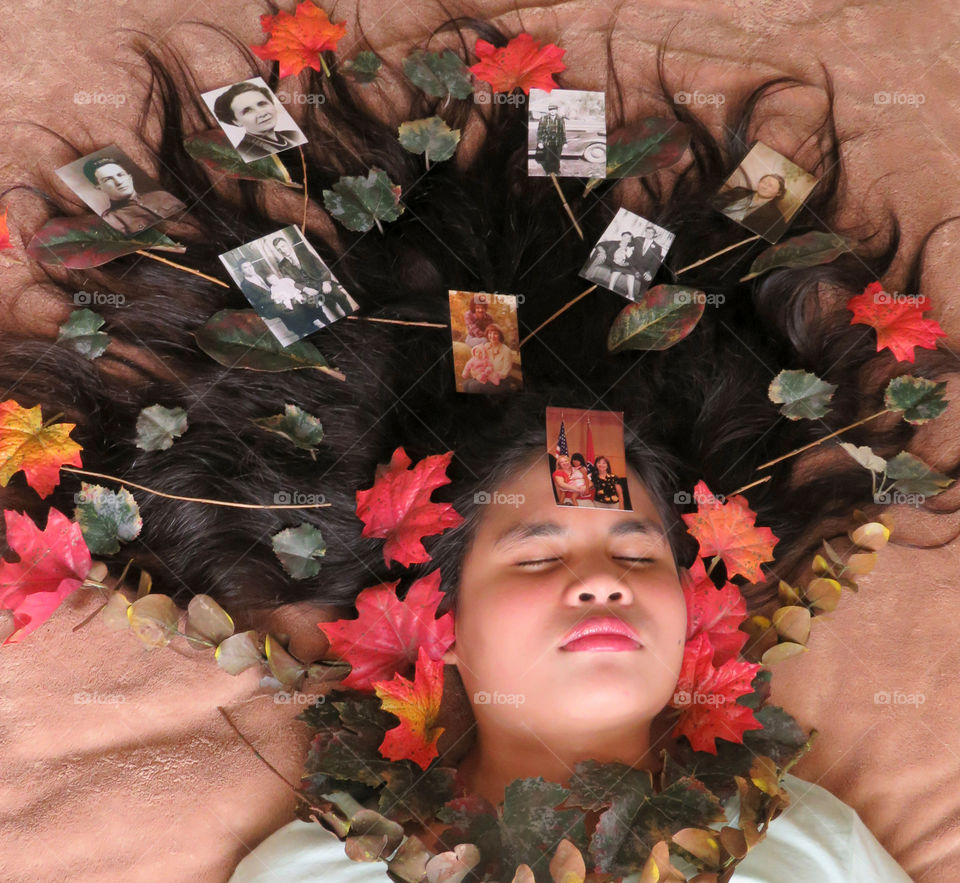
[884,375,949,424]
[184,129,294,185]
[740,232,855,282]
[215,630,263,675]
[135,404,188,451]
[127,594,180,649]
[398,116,461,165]
[194,309,331,372]
[73,481,142,554]
[606,285,705,353]
[272,523,326,579]
[402,49,473,99]
[56,308,110,360]
[885,451,954,497]
[265,633,307,687]
[322,168,404,233]
[253,404,324,457]
[583,118,691,194]
[345,51,382,84]
[100,590,132,631]
[767,369,837,420]
[26,215,185,269]
[186,594,235,646]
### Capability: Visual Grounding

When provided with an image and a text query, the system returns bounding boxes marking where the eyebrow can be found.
[492,518,667,549]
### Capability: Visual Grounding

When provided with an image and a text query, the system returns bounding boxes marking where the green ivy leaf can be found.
[345,50,382,84]
[884,375,949,424]
[73,481,142,555]
[135,404,188,451]
[740,231,856,282]
[184,128,294,185]
[398,116,461,166]
[26,215,186,269]
[402,49,473,99]
[768,369,837,420]
[194,309,332,372]
[272,522,326,579]
[885,451,954,497]
[56,308,110,360]
[606,285,705,353]
[253,404,324,458]
[322,168,404,233]
[584,118,691,194]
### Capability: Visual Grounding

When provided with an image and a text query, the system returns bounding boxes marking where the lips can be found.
[559,616,642,652]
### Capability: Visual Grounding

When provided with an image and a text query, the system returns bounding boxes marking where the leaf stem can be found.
[675,235,761,275]
[549,172,583,239]
[218,706,304,794]
[754,410,888,472]
[373,217,384,235]
[725,474,772,497]
[61,466,331,509]
[705,555,721,578]
[520,284,597,347]
[135,250,230,288]
[299,146,309,235]
[40,410,65,429]
[344,315,447,329]
[319,54,331,78]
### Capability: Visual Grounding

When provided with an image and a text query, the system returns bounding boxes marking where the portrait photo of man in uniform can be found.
[56,146,187,236]
[528,87,606,178]
[203,77,307,163]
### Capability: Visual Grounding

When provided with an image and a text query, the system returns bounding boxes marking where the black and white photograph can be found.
[527,87,606,178]
[55,145,187,235]
[709,141,820,243]
[201,77,308,163]
[218,225,359,347]
[579,207,675,302]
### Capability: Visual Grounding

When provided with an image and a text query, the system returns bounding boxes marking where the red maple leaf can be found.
[355,447,464,568]
[0,210,13,251]
[682,556,748,666]
[0,400,84,499]
[374,645,445,770]
[468,33,566,94]
[680,480,778,583]
[317,569,454,691]
[250,1,347,79]
[847,281,946,363]
[0,508,92,644]
[670,633,763,754]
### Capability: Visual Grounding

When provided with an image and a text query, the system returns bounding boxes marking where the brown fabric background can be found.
[1,1,959,881]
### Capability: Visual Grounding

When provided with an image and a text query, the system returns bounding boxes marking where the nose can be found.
[562,570,635,606]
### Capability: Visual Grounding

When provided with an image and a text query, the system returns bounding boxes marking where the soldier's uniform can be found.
[101,190,187,235]
[536,112,566,175]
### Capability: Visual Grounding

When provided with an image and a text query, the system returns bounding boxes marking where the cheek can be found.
[455,584,546,668]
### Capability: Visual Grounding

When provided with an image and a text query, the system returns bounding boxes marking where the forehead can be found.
[232,90,269,108]
[95,163,127,177]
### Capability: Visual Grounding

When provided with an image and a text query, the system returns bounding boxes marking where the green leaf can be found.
[322,168,404,233]
[345,50,382,84]
[184,128,294,185]
[606,285,705,353]
[884,375,949,424]
[378,763,457,824]
[272,522,326,579]
[398,116,461,165]
[402,49,473,99]
[56,308,110,360]
[838,442,887,474]
[135,404,188,451]
[26,215,186,269]
[253,404,324,457]
[73,481,142,555]
[768,369,837,420]
[885,451,954,497]
[194,309,331,372]
[740,231,855,282]
[584,118,690,194]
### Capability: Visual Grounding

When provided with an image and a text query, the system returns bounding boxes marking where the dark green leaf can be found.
[272,523,326,579]
[135,404,188,451]
[253,404,324,457]
[768,369,837,420]
[402,49,473,99]
[398,116,461,164]
[322,168,404,233]
[184,129,294,185]
[584,118,691,194]
[885,451,954,497]
[378,763,457,824]
[884,375,949,424]
[73,481,142,554]
[56,308,110,360]
[26,215,186,269]
[345,51,382,84]
[194,309,331,372]
[741,231,855,282]
[606,285,705,353]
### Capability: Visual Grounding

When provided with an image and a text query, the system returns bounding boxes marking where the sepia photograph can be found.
[448,290,523,394]
[527,87,606,178]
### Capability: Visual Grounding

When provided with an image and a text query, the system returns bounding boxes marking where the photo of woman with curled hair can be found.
[2,5,959,882]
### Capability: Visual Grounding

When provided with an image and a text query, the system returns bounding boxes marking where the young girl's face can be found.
[444,455,687,741]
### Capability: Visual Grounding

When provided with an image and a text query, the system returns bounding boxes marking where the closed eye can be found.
[515,556,654,568]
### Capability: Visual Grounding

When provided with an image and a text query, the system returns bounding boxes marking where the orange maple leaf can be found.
[847,281,946,363]
[680,480,778,583]
[468,33,566,94]
[250,1,347,79]
[373,645,445,770]
[682,556,748,665]
[0,210,13,251]
[0,401,83,499]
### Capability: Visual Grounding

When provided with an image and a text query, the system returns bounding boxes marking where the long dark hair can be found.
[2,20,957,625]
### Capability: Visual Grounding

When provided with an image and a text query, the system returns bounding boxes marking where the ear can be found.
[442,643,458,665]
